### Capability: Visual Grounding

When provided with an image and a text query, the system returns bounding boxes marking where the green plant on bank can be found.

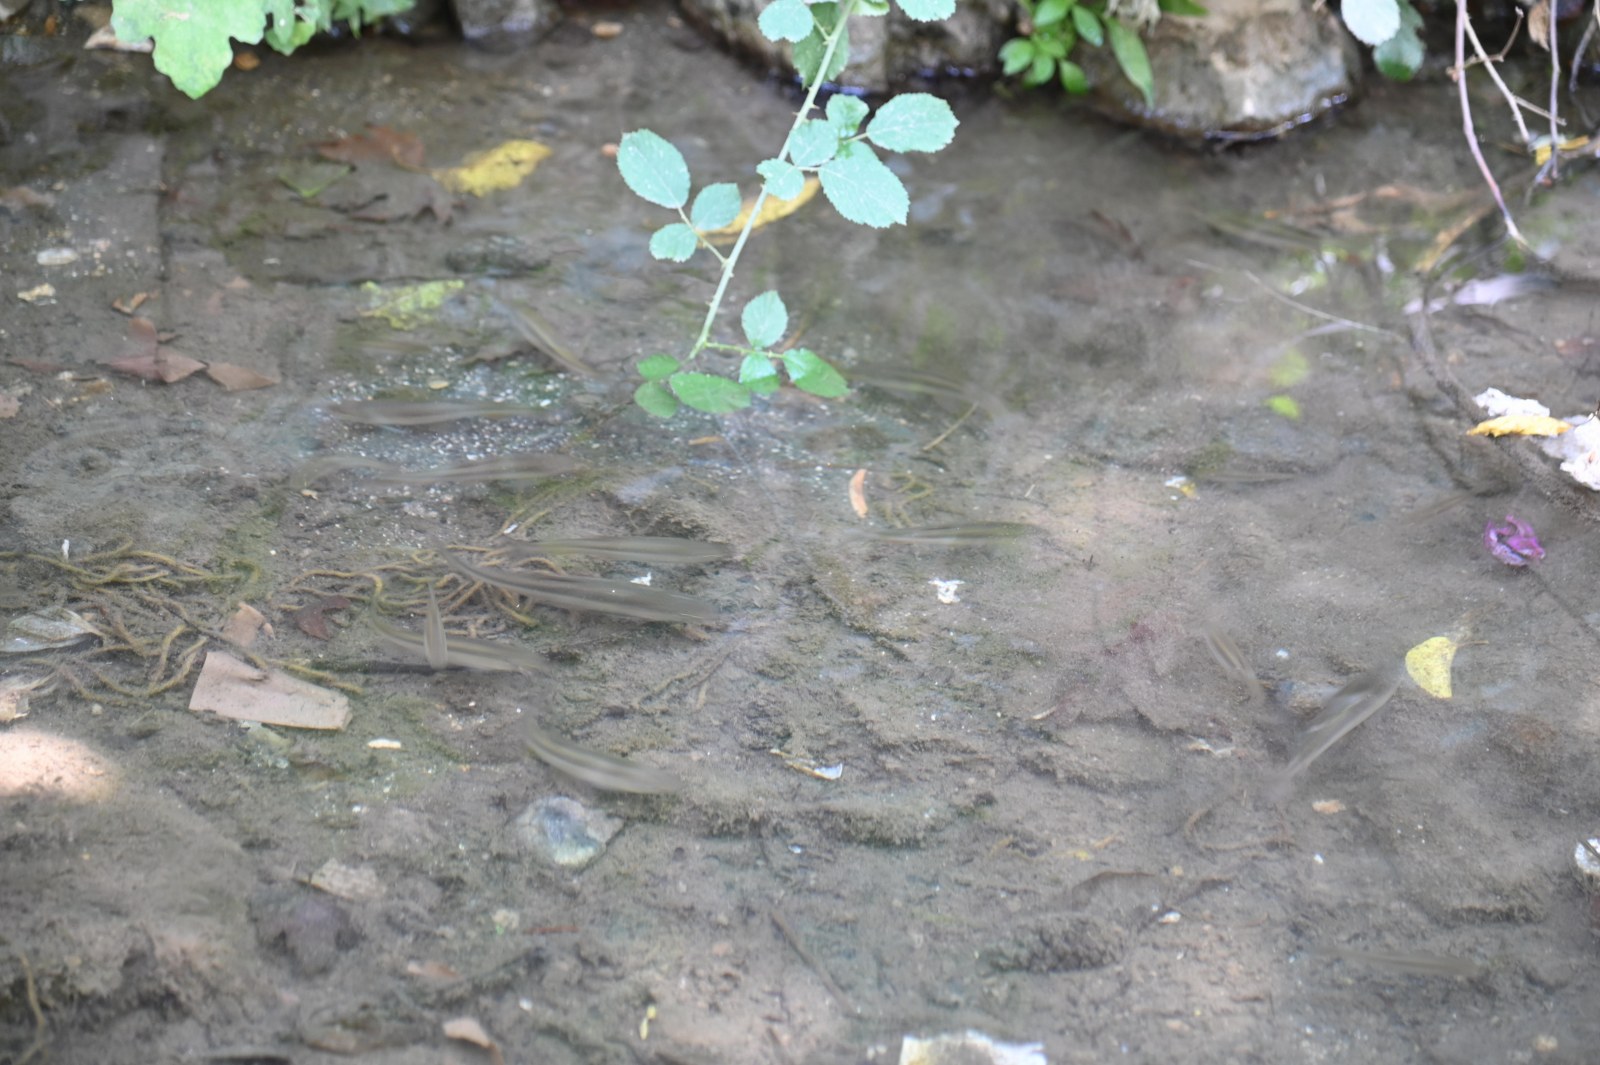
[998,0,1204,105]
[110,0,415,98]
[615,0,959,418]
[1338,0,1424,81]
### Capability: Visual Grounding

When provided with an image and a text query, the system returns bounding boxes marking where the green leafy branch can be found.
[998,0,1203,106]
[616,0,959,418]
[111,0,415,99]
[1339,0,1424,81]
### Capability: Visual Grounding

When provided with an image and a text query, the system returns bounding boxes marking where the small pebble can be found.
[36,248,78,267]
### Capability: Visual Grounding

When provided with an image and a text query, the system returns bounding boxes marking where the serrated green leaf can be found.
[741,290,788,350]
[758,0,815,42]
[826,94,870,136]
[818,142,908,228]
[1071,5,1103,45]
[1059,59,1088,94]
[634,380,681,418]
[1023,53,1056,87]
[999,38,1036,77]
[757,158,806,201]
[112,0,268,99]
[794,3,849,86]
[637,353,682,381]
[739,354,782,394]
[789,119,841,168]
[617,130,691,210]
[866,94,958,153]
[649,222,699,262]
[333,0,414,31]
[670,372,753,414]
[1159,0,1207,15]
[690,183,742,230]
[1036,34,1068,59]
[264,0,315,54]
[1107,18,1155,109]
[265,16,316,54]
[782,348,849,398]
[1341,0,1400,45]
[1374,0,1423,80]
[895,0,955,20]
[1034,0,1071,27]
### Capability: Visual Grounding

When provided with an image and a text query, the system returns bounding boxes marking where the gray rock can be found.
[679,0,1359,140]
[1074,0,1361,140]
[450,0,560,51]
[679,0,1014,92]
[512,796,623,869]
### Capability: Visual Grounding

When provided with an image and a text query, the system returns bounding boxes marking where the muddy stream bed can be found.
[4,8,1600,1063]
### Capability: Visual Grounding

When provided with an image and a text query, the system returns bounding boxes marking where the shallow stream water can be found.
[4,8,1600,1063]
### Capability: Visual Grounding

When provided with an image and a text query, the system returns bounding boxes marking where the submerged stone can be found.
[512,796,623,870]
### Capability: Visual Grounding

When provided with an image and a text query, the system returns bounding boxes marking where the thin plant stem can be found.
[1455,0,1526,246]
[1548,0,1561,181]
[1460,11,1532,143]
[689,0,861,358]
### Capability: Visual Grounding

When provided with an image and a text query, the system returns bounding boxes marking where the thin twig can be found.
[1460,11,1533,143]
[921,401,979,452]
[1549,0,1562,182]
[770,911,857,1014]
[1456,0,1527,245]
[1240,270,1399,337]
[1571,5,1596,93]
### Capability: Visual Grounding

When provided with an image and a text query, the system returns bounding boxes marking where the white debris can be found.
[1474,388,1550,419]
[1474,390,1600,490]
[899,1030,1047,1065]
[1543,415,1600,490]
[929,578,963,604]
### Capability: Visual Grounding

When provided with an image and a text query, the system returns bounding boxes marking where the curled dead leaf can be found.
[704,178,821,244]
[316,125,426,169]
[205,362,278,391]
[1467,414,1572,438]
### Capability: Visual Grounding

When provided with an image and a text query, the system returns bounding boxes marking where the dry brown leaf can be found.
[8,357,67,373]
[111,291,150,315]
[848,468,869,518]
[205,362,278,391]
[222,602,269,647]
[189,651,351,730]
[290,595,351,641]
[309,858,384,900]
[104,351,204,383]
[316,125,426,169]
[1,185,54,210]
[406,959,461,981]
[442,1017,503,1064]
[156,351,206,383]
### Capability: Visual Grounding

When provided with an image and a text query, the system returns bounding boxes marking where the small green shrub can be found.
[111,0,415,99]
[998,0,1204,106]
[616,0,959,418]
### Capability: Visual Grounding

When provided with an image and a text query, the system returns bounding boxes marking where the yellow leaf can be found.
[433,139,552,197]
[1404,636,1457,699]
[358,279,464,329]
[705,178,821,245]
[1467,415,1572,437]
[1265,394,1301,419]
